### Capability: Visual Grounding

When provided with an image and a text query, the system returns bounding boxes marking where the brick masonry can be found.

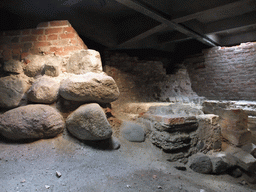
[185,42,256,101]
[0,20,87,60]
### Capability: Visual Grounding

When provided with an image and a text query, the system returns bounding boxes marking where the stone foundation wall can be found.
[0,20,87,61]
[104,51,199,112]
[185,42,256,101]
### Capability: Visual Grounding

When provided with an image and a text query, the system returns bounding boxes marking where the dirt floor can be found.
[1,129,256,192]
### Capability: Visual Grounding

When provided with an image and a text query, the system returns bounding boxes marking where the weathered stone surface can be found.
[0,75,29,108]
[227,167,243,178]
[219,109,251,146]
[0,105,65,140]
[60,72,119,103]
[66,103,112,140]
[27,76,60,104]
[120,121,145,142]
[24,55,46,77]
[44,62,61,77]
[189,153,212,174]
[210,156,229,174]
[225,146,256,172]
[146,104,204,116]
[150,131,192,151]
[66,49,102,74]
[196,114,222,151]
[3,59,23,73]
[242,143,256,158]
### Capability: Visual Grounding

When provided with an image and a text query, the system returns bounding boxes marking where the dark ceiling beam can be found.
[204,11,256,34]
[158,31,192,44]
[115,0,218,47]
[117,23,167,48]
[221,30,256,45]
[172,0,256,23]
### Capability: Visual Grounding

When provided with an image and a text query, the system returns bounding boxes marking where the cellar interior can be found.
[1,0,256,191]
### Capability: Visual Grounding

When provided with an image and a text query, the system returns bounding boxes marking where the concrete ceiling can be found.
[1,0,256,54]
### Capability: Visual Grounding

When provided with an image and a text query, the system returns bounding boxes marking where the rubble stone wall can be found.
[0,20,87,61]
[104,51,199,108]
[185,42,256,101]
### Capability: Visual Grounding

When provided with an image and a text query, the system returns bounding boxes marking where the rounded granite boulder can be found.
[66,103,112,140]
[0,104,65,140]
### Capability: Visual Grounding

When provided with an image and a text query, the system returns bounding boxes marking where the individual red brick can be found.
[37,22,49,28]
[55,39,69,46]
[38,35,47,41]
[22,29,31,35]
[70,39,77,45]
[64,46,81,52]
[63,27,76,33]
[59,33,76,39]
[5,30,21,36]
[34,42,51,48]
[21,35,37,42]
[50,47,64,55]
[50,20,70,27]
[31,29,44,35]
[47,34,58,40]
[45,28,63,35]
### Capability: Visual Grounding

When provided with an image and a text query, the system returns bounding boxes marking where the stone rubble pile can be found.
[137,104,222,163]
[0,49,120,141]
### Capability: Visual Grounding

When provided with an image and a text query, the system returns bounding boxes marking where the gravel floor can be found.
[0,130,256,192]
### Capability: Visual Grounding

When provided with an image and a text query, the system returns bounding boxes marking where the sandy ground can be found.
[0,129,256,192]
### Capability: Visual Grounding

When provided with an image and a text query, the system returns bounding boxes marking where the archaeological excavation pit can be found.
[1,1,256,191]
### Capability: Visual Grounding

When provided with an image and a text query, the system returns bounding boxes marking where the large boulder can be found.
[24,55,46,77]
[60,72,119,103]
[27,76,60,104]
[66,49,102,74]
[66,103,112,140]
[120,121,145,142]
[3,59,23,73]
[0,75,29,108]
[189,153,213,174]
[0,105,65,140]
[24,55,63,77]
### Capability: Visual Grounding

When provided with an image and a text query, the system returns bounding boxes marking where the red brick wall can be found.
[0,20,87,61]
[185,42,256,101]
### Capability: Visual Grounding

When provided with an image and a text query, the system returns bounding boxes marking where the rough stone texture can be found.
[104,52,199,115]
[149,131,193,152]
[27,76,60,104]
[196,114,222,152]
[185,42,256,101]
[219,109,251,146]
[24,55,47,77]
[66,103,112,140]
[60,72,119,103]
[0,75,29,108]
[203,100,256,145]
[210,156,229,174]
[189,153,213,174]
[3,59,23,73]
[66,49,103,74]
[43,56,62,77]
[225,146,256,172]
[242,143,256,158]
[120,121,145,142]
[0,104,65,140]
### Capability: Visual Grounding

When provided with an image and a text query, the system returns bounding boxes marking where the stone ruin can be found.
[0,49,120,142]
[0,33,256,184]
